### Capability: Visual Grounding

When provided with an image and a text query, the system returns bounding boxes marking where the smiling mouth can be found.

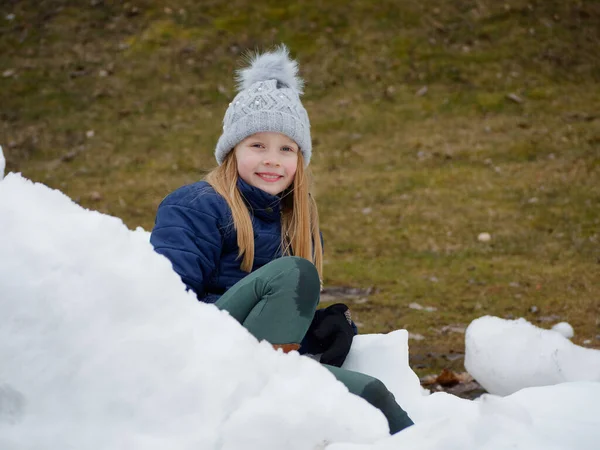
[256,173,283,182]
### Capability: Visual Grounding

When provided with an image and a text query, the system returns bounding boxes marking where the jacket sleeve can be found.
[150,193,223,300]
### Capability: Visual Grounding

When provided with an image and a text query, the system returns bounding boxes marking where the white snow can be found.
[465,316,600,396]
[327,382,600,450]
[1,171,600,449]
[0,145,5,181]
[552,322,574,339]
[0,173,388,450]
[477,232,491,242]
[340,330,429,413]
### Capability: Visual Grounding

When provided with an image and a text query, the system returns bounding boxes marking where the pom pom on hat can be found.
[235,44,304,94]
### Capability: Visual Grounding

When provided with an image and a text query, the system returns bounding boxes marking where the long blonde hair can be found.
[204,150,323,280]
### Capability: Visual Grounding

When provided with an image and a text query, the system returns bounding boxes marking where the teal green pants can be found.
[215,256,414,434]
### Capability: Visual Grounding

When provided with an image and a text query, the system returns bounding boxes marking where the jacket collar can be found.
[237,178,282,222]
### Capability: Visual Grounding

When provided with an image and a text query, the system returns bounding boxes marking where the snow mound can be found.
[328,382,600,450]
[465,316,600,396]
[2,172,600,450]
[0,145,5,181]
[0,173,389,449]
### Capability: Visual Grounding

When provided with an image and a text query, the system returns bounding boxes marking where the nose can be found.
[263,153,281,167]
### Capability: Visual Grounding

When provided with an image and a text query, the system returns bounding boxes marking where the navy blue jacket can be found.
[150,178,285,304]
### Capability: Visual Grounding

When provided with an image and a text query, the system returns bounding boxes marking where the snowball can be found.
[477,232,491,242]
[465,316,600,396]
[551,322,574,339]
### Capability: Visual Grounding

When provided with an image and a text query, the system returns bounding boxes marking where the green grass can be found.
[1,0,599,377]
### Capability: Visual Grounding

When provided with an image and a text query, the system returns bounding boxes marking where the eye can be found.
[251,143,264,149]
[281,146,296,152]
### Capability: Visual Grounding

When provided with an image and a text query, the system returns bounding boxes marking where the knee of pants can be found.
[272,256,320,305]
[271,256,316,273]
[270,256,320,287]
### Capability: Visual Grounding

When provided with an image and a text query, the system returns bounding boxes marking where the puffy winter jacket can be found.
[150,178,286,303]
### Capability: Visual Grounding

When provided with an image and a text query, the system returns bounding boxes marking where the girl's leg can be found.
[324,364,414,434]
[215,256,320,345]
[215,256,412,433]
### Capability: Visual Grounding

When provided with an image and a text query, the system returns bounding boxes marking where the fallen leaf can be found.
[420,374,437,386]
[436,368,460,387]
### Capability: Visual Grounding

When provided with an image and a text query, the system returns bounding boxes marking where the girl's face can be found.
[234,132,299,196]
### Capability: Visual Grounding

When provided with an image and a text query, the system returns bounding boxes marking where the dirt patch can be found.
[421,369,487,400]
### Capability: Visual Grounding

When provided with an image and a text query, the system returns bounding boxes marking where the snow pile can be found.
[328,382,600,450]
[2,170,600,450]
[0,173,388,450]
[465,316,600,396]
[0,145,5,181]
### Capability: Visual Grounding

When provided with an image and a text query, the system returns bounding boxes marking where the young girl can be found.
[150,45,413,434]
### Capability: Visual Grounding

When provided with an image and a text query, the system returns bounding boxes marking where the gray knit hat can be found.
[215,45,312,166]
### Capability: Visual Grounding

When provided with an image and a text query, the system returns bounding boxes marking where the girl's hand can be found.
[307,303,355,367]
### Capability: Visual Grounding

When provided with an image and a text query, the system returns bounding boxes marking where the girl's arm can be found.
[150,189,223,300]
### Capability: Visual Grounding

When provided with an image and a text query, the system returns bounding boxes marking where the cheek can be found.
[284,159,298,177]
[235,151,257,174]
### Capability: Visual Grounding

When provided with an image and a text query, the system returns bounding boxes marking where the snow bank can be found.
[2,171,600,450]
[465,316,600,396]
[328,382,600,450]
[0,173,389,450]
[0,145,5,181]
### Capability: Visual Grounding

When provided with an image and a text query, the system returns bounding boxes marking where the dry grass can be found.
[1,0,599,376]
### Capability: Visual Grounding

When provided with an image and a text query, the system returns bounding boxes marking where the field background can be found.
[2,0,598,377]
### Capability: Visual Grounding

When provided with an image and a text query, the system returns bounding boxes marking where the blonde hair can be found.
[204,151,323,280]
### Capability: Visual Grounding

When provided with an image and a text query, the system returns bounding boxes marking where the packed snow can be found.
[0,172,388,449]
[465,316,600,396]
[551,322,575,339]
[328,381,600,450]
[0,145,5,181]
[1,169,600,449]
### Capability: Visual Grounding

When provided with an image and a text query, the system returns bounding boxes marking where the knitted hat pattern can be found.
[215,45,312,166]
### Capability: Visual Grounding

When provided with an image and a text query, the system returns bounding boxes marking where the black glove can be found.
[305,303,355,367]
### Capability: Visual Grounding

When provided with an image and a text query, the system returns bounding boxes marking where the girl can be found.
[150,45,413,434]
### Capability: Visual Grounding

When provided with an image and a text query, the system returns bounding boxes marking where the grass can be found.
[1,0,599,377]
